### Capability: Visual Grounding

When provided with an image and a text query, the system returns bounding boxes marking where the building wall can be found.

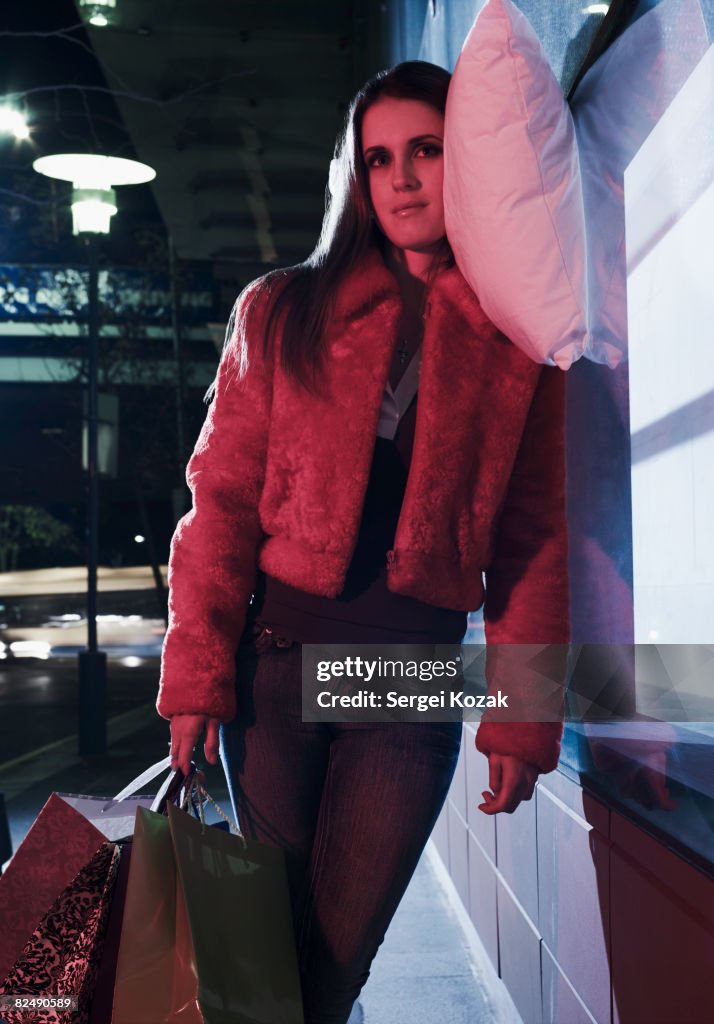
[382,5,714,1018]
[433,723,714,1024]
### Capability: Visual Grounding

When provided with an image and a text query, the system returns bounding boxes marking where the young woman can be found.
[158,61,568,1024]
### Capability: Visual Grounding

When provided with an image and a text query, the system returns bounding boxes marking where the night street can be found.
[0,653,177,862]
[0,656,161,768]
[1,0,712,1020]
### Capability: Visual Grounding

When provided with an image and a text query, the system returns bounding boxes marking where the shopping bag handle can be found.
[150,761,197,815]
[102,758,244,841]
[185,780,246,845]
[101,756,196,813]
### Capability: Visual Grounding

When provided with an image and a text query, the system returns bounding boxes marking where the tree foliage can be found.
[0,505,80,573]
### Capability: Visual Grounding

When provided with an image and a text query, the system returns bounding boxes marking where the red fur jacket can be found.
[157,246,569,773]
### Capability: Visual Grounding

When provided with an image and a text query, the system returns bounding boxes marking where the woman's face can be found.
[361,97,446,258]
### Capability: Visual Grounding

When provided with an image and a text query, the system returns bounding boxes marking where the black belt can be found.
[251,619,297,650]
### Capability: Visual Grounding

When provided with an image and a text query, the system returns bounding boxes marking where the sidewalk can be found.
[356,845,523,1024]
[1,701,521,1024]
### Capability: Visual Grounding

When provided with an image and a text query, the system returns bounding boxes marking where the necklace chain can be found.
[395,287,427,368]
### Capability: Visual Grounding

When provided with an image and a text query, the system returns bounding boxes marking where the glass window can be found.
[406,0,714,866]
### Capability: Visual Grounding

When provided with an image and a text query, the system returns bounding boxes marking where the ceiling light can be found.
[582,3,610,13]
[0,106,30,140]
[80,0,117,28]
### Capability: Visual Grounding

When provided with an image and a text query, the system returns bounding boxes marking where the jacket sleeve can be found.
[476,364,570,774]
[156,280,274,722]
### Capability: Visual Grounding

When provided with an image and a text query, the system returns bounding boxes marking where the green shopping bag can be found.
[112,799,304,1024]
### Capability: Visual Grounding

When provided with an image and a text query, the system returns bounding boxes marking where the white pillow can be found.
[571,0,708,368]
[444,0,587,369]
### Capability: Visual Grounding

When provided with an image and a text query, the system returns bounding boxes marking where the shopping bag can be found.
[78,761,203,1023]
[0,796,107,983]
[58,754,188,841]
[88,842,133,1024]
[111,804,192,1024]
[113,801,304,1024]
[169,801,304,1024]
[0,840,122,1024]
[0,756,184,985]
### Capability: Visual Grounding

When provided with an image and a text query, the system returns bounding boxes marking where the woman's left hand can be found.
[479,753,539,815]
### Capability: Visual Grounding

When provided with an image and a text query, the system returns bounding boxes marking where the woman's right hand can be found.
[169,714,221,776]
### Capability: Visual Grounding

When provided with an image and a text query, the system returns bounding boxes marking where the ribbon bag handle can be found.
[102,755,245,842]
[101,755,172,812]
[102,755,196,814]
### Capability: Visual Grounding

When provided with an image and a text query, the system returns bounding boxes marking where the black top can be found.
[252,394,468,644]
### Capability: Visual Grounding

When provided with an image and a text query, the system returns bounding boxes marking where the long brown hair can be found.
[215,60,452,399]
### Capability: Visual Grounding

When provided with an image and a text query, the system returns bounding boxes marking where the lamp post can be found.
[33,154,156,757]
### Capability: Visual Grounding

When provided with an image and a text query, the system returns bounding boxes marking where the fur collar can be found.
[331,242,469,323]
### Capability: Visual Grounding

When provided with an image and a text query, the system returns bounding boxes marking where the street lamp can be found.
[33,153,155,758]
[33,154,154,235]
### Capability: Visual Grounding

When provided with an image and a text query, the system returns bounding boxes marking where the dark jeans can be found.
[219,622,463,1024]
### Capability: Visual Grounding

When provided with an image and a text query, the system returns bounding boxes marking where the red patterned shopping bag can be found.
[0,796,106,985]
[0,756,178,982]
[0,840,122,1024]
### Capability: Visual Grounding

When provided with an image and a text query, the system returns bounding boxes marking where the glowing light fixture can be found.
[582,3,610,13]
[79,0,116,28]
[0,106,30,140]
[33,153,155,235]
[73,190,117,234]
